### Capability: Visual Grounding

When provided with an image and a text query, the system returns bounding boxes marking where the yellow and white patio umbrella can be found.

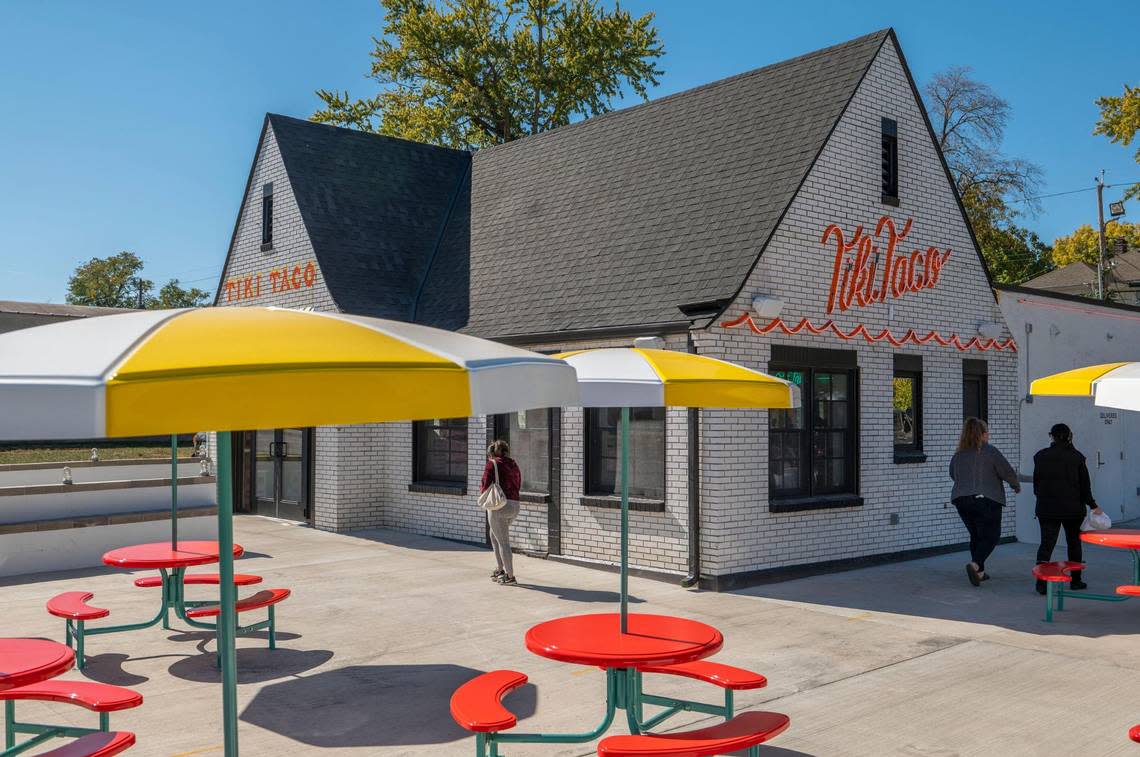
[0,306,580,756]
[1029,362,1140,411]
[555,348,799,631]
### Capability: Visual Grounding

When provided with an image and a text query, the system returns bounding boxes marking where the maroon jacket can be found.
[481,456,521,501]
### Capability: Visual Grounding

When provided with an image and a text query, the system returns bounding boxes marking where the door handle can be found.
[1097,451,1106,468]
[280,442,289,458]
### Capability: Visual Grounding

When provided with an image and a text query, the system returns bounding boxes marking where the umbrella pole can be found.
[620,407,630,634]
[170,434,178,548]
[215,432,239,756]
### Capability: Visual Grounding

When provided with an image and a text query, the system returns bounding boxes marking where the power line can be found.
[1011,179,1140,204]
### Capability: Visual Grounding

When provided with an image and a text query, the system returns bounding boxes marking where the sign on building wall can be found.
[223,261,317,303]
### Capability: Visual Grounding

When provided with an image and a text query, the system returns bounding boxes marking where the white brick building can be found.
[216,29,1019,588]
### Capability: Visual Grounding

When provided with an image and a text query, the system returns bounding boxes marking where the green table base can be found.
[2,701,111,756]
[482,667,737,756]
[1043,549,1140,622]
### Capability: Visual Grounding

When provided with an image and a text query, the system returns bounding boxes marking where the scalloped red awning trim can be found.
[720,313,1018,353]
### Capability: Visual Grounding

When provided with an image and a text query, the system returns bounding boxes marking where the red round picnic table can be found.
[1081,529,1140,549]
[0,639,75,691]
[525,613,723,668]
[102,541,244,570]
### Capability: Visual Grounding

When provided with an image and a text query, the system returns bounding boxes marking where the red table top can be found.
[102,541,244,569]
[525,613,723,668]
[1081,529,1140,549]
[0,639,75,692]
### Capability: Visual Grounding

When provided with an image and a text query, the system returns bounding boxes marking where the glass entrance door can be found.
[253,428,311,522]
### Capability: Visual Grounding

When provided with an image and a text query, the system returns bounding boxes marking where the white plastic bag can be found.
[1081,510,1113,531]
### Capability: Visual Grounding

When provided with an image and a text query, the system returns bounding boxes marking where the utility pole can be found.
[1096,170,1108,301]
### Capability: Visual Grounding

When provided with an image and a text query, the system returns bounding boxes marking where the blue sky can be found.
[2,0,1137,303]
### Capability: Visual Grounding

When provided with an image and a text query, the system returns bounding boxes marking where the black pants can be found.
[1036,517,1085,570]
[954,496,1003,572]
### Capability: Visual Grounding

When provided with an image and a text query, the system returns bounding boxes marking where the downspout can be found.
[681,326,701,588]
[410,154,472,322]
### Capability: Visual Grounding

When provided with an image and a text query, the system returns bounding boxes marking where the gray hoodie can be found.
[949,443,1020,506]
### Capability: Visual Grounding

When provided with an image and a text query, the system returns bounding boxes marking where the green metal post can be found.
[1045,582,1054,623]
[171,434,179,548]
[216,432,239,756]
[620,407,630,635]
[6,700,14,749]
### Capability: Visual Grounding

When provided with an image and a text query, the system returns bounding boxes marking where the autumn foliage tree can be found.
[1052,221,1140,267]
[1095,84,1140,200]
[312,0,664,149]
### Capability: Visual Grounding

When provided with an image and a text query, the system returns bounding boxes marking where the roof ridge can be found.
[476,28,891,159]
[266,113,470,157]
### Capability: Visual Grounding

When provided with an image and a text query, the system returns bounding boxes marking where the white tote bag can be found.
[1081,510,1112,531]
[478,460,508,512]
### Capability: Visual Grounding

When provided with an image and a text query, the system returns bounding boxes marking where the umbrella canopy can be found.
[0,307,580,756]
[1029,362,1137,410]
[559,347,799,410]
[0,307,579,440]
[556,348,798,632]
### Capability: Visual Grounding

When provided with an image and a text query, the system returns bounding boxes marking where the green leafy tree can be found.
[1052,221,1140,266]
[151,279,211,309]
[1095,84,1140,199]
[66,252,150,308]
[312,0,664,148]
[924,67,1046,284]
[66,252,209,309]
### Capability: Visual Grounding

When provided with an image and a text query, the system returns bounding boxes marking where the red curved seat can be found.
[1032,562,1085,582]
[597,711,789,756]
[1116,585,1140,597]
[133,573,262,588]
[0,681,141,712]
[450,670,528,733]
[639,660,767,690]
[46,592,109,621]
[35,731,135,757]
[1129,723,1140,743]
[185,588,290,618]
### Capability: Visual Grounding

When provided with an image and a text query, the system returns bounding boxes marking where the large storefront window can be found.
[586,407,665,501]
[769,347,858,501]
[413,418,468,484]
[494,409,551,494]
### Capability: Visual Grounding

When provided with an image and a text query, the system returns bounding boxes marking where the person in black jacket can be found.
[1033,423,1105,594]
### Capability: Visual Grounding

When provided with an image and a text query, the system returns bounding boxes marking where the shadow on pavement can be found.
[516,583,645,604]
[241,664,536,748]
[168,647,334,684]
[76,652,151,686]
[734,539,1140,639]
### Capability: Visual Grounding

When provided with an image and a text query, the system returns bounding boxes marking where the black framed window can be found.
[413,418,468,484]
[893,354,923,459]
[260,183,273,250]
[494,409,551,494]
[586,407,665,501]
[769,347,858,500]
[881,117,899,205]
[963,359,988,422]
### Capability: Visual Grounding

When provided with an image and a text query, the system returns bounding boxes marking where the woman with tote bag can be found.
[480,440,522,585]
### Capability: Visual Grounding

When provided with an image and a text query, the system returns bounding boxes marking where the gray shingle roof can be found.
[268,114,471,322]
[461,29,889,338]
[263,30,889,336]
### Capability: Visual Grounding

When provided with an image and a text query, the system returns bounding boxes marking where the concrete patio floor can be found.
[4,515,1140,756]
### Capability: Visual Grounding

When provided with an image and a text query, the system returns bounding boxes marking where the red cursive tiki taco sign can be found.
[823,216,951,314]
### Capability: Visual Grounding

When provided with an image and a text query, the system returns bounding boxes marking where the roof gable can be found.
[268,114,471,321]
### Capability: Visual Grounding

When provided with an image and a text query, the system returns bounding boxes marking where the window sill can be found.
[580,495,665,513]
[260,242,274,252]
[893,450,927,465]
[519,491,550,504]
[881,194,900,207]
[408,482,467,496]
[769,494,864,514]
